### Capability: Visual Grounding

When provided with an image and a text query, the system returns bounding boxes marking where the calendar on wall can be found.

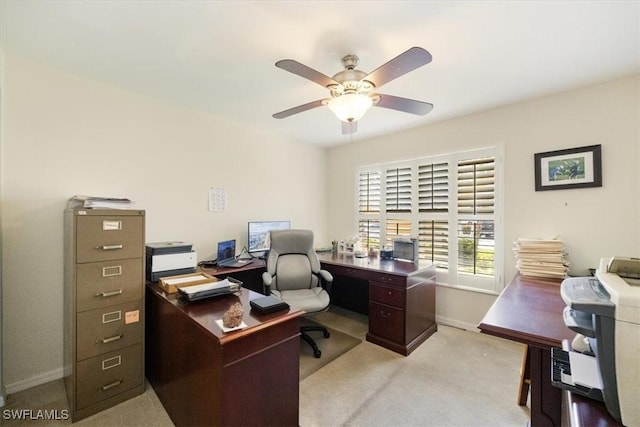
[208,187,227,212]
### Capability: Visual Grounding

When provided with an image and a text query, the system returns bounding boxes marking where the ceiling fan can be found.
[272,46,433,134]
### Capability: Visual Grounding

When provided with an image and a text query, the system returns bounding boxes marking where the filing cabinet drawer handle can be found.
[100,379,123,391]
[98,334,123,344]
[97,244,123,251]
[95,289,124,298]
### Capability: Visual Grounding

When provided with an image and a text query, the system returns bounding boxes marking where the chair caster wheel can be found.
[323,330,330,338]
[314,349,322,358]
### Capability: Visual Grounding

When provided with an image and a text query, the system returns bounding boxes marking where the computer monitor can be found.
[248,220,290,253]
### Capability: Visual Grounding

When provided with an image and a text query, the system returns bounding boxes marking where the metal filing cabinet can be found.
[64,209,145,421]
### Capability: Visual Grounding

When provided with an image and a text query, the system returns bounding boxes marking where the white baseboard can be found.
[5,367,64,395]
[436,315,480,333]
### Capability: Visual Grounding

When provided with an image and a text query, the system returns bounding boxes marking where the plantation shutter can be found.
[359,171,381,213]
[418,162,449,212]
[457,158,495,214]
[385,167,412,213]
[418,220,449,268]
[358,219,381,251]
[385,219,412,247]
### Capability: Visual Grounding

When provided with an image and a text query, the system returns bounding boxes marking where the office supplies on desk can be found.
[160,272,216,294]
[216,239,251,268]
[177,278,241,302]
[552,257,640,426]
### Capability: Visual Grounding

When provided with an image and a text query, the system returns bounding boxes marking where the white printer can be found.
[554,257,640,426]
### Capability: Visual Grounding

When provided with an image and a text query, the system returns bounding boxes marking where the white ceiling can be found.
[1,1,639,147]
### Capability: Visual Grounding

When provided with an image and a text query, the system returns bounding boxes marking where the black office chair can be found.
[262,229,333,358]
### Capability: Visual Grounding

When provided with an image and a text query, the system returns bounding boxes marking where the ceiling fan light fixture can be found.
[327,93,373,122]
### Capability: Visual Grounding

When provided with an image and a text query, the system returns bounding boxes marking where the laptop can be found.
[216,239,250,268]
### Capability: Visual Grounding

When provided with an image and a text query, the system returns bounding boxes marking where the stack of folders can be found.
[177,278,241,302]
[513,238,569,279]
[67,195,135,209]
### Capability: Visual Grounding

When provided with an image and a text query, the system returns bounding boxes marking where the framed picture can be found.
[534,144,602,191]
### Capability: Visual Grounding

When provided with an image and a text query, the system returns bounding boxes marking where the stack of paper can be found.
[513,238,569,279]
[67,195,135,209]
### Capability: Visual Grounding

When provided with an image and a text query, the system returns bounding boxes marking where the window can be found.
[356,148,502,293]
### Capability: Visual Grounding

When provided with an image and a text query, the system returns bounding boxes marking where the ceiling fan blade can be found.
[375,94,434,115]
[342,121,358,135]
[364,47,432,88]
[272,99,327,119]
[275,59,339,88]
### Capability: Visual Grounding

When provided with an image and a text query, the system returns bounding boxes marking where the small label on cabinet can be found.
[102,220,122,231]
[125,310,139,324]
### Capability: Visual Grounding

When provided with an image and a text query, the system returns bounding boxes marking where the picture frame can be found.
[534,144,602,191]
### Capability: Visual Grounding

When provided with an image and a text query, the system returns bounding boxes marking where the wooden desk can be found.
[317,253,437,356]
[145,282,303,427]
[478,275,575,427]
[205,254,437,356]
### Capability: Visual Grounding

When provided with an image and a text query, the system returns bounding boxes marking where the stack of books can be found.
[67,195,134,209]
[513,238,569,279]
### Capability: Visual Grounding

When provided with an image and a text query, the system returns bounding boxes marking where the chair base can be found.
[301,325,330,358]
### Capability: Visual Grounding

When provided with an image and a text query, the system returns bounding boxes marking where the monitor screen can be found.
[248,220,290,253]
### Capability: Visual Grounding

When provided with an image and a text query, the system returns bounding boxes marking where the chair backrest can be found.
[266,229,321,291]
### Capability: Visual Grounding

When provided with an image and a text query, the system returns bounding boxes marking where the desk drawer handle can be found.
[100,379,123,391]
[97,244,123,251]
[95,289,123,298]
[98,334,123,344]
[379,310,391,318]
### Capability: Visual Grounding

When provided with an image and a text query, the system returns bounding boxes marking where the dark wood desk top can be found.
[145,282,303,345]
[317,252,433,276]
[478,274,574,348]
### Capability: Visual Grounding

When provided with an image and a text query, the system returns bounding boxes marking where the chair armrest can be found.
[317,269,333,294]
[262,271,273,295]
[318,269,333,283]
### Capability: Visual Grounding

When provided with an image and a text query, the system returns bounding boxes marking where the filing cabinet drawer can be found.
[76,343,143,410]
[76,259,143,312]
[76,301,143,361]
[369,301,404,344]
[370,282,405,308]
[76,215,144,263]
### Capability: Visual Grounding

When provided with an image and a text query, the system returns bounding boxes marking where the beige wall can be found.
[0,55,328,391]
[327,75,640,330]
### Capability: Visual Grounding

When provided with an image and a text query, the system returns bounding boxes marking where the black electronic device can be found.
[247,220,291,254]
[249,295,290,314]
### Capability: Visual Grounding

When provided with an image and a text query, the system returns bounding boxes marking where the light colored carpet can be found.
[299,315,530,427]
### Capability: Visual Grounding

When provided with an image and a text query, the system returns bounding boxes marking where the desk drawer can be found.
[76,301,143,361]
[76,215,144,263]
[322,264,372,281]
[76,343,143,410]
[373,273,406,287]
[76,259,143,312]
[369,301,404,344]
[370,282,405,308]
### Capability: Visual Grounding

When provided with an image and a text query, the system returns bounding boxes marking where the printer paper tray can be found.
[551,348,604,401]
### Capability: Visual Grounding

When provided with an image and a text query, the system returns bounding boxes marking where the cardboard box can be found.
[159,272,217,294]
